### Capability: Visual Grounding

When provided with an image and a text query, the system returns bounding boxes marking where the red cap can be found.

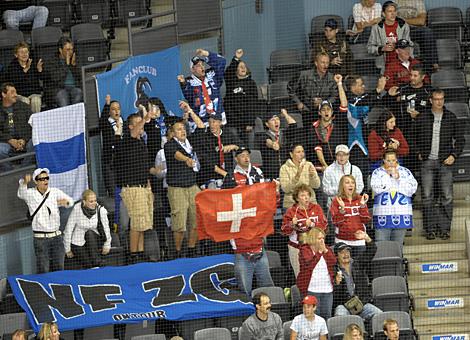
[302,295,318,305]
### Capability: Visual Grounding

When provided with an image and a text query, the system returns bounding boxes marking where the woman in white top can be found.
[64,189,111,268]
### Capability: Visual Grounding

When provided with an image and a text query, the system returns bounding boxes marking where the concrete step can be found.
[412,200,470,219]
[414,293,470,311]
[408,259,468,275]
[408,277,470,290]
[415,182,470,201]
[419,334,470,340]
[416,323,470,338]
[411,216,466,230]
[413,287,470,300]
[406,251,467,262]
[408,272,469,282]
[404,242,466,255]
[413,309,470,326]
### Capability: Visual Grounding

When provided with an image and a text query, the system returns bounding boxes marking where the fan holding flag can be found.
[196,147,277,296]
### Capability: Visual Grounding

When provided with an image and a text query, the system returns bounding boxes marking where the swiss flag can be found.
[196,182,277,242]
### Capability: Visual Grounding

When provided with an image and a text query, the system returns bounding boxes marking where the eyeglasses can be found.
[36,177,49,181]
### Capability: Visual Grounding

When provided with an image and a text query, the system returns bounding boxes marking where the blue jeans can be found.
[375,229,407,251]
[0,139,35,171]
[421,159,453,234]
[309,292,333,320]
[3,6,49,30]
[334,303,382,321]
[33,235,65,273]
[235,249,274,297]
[56,87,83,107]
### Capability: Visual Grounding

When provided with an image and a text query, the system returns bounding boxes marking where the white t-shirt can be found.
[352,2,382,24]
[308,256,333,293]
[290,314,328,340]
[395,0,426,19]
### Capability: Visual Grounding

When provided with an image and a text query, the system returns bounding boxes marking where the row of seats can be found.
[0,24,108,70]
[0,310,417,340]
[267,40,467,85]
[310,7,470,43]
[16,0,151,31]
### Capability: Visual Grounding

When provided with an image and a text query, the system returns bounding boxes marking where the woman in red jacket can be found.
[368,110,409,172]
[330,175,371,258]
[282,184,328,278]
[296,227,336,320]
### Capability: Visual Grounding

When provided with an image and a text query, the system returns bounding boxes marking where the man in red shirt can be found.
[367,1,411,74]
[384,39,424,89]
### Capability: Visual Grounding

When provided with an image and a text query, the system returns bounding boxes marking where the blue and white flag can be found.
[29,103,87,201]
[8,255,253,332]
[96,46,184,119]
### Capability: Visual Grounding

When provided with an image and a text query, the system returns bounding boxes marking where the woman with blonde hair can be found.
[281,183,327,277]
[296,227,336,320]
[330,175,370,258]
[37,322,60,340]
[343,323,364,340]
[63,189,112,268]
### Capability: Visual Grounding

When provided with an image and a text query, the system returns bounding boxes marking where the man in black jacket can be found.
[333,237,382,320]
[0,82,33,170]
[417,89,465,240]
[43,37,82,107]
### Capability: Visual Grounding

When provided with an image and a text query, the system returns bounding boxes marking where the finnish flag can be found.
[29,103,88,201]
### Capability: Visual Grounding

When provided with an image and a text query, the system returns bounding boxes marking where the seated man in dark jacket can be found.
[43,37,82,108]
[333,235,382,320]
[0,82,34,170]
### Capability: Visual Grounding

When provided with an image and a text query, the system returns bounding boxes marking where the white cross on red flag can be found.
[196,182,277,242]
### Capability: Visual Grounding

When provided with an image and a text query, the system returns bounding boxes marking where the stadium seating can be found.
[427,7,465,42]
[71,23,109,66]
[0,313,30,338]
[431,70,469,103]
[78,0,110,26]
[43,0,74,31]
[371,311,415,340]
[372,276,410,312]
[267,49,304,83]
[130,335,166,340]
[266,250,286,288]
[371,241,406,279]
[215,315,246,340]
[0,30,24,69]
[252,286,291,322]
[436,39,463,69]
[194,327,232,340]
[250,149,263,168]
[283,320,292,340]
[309,15,345,48]
[327,315,365,340]
[31,26,64,61]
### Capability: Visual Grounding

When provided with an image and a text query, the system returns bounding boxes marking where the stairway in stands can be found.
[404,182,470,340]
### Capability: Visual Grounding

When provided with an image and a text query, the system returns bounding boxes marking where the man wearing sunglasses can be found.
[17,168,73,273]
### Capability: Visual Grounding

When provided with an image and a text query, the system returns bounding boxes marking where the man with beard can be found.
[240,292,283,340]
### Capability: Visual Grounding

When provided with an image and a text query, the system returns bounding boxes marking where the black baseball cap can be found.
[235,147,251,156]
[396,39,412,49]
[334,242,352,255]
[324,18,338,30]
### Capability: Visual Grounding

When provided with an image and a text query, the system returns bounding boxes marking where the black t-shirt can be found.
[114,135,151,187]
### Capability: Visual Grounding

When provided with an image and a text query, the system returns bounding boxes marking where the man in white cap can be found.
[17,168,73,273]
[322,144,364,209]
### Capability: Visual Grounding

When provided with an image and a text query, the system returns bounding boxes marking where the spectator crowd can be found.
[2,0,467,339]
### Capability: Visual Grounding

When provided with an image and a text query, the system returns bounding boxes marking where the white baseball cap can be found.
[33,168,50,181]
[335,144,350,154]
